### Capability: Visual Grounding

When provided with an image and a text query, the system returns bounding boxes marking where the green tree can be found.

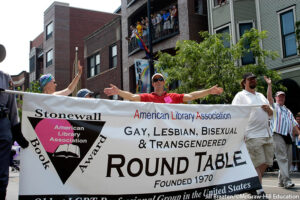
[156,29,284,103]
[17,80,41,119]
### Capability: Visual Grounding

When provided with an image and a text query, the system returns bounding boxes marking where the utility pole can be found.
[147,0,154,92]
[72,47,80,96]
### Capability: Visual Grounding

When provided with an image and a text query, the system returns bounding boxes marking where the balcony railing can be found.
[128,25,179,55]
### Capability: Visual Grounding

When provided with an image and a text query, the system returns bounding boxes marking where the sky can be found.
[0,0,121,75]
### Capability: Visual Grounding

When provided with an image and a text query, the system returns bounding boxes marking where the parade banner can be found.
[19,93,261,200]
[135,59,151,94]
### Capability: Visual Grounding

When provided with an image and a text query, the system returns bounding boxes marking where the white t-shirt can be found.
[232,90,271,139]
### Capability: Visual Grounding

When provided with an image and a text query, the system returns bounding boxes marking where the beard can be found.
[249,83,256,89]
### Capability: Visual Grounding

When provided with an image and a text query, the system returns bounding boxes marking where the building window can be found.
[46,49,53,67]
[29,56,35,72]
[239,22,255,65]
[195,0,207,15]
[87,53,100,78]
[110,45,117,68]
[96,54,100,74]
[46,22,53,40]
[216,25,230,48]
[279,9,297,58]
[214,0,226,7]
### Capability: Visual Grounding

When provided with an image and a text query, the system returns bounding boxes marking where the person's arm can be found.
[290,112,300,137]
[53,60,83,96]
[7,76,18,126]
[261,104,273,117]
[292,126,300,137]
[264,76,274,105]
[104,84,141,101]
[183,85,223,102]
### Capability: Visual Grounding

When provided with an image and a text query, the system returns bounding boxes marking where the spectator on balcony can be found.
[171,5,178,31]
[151,14,156,38]
[155,12,163,38]
[141,17,145,25]
[125,25,137,42]
[136,21,143,36]
[130,25,137,40]
[169,8,174,33]
[143,17,149,43]
[162,10,171,35]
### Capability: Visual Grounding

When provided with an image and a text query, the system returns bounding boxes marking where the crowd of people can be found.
[127,5,178,51]
[1,50,300,199]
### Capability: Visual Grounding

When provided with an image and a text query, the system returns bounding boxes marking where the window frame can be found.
[29,56,35,73]
[237,20,256,65]
[194,0,207,15]
[46,22,53,40]
[214,23,231,48]
[110,44,118,69]
[46,49,53,67]
[87,53,101,78]
[277,6,298,58]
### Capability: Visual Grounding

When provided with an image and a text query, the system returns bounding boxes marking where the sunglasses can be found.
[153,77,164,82]
[246,77,256,81]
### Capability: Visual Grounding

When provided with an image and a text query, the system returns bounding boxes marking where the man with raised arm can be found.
[264,76,299,189]
[104,73,223,103]
[39,61,83,96]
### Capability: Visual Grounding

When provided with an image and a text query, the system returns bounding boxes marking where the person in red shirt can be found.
[104,73,223,103]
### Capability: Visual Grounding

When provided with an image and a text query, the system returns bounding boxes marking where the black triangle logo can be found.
[28,117,106,184]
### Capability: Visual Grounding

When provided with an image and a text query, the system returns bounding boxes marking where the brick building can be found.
[29,2,119,92]
[29,33,44,83]
[84,16,122,99]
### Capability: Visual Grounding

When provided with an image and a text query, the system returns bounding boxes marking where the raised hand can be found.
[264,76,271,85]
[78,60,83,75]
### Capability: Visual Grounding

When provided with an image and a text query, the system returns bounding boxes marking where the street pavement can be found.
[6,169,300,200]
[7,169,19,200]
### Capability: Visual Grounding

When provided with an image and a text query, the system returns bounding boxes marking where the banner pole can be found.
[0,89,28,95]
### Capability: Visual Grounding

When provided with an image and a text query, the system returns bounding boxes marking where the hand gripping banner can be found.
[19,93,261,200]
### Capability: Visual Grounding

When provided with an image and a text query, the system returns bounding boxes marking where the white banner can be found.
[19,93,261,200]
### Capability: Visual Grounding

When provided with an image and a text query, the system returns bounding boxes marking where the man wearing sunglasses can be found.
[39,60,83,96]
[104,73,223,103]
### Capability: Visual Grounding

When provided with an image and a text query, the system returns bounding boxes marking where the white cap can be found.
[151,73,164,81]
